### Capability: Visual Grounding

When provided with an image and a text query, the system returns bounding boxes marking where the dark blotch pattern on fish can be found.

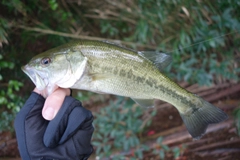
[157,84,198,113]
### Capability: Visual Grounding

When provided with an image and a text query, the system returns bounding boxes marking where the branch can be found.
[16,25,157,49]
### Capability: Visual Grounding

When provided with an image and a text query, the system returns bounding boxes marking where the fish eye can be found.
[41,57,51,65]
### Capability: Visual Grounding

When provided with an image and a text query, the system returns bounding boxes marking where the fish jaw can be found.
[21,65,47,90]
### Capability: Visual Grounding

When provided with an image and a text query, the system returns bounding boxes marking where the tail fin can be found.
[180,97,228,139]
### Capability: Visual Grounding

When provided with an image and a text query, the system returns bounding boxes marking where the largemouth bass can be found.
[22,40,228,139]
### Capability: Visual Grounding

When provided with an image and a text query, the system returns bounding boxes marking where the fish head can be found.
[22,48,71,91]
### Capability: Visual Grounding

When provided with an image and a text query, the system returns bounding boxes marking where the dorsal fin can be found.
[138,51,172,70]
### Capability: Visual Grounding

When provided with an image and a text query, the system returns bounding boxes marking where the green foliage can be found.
[92,97,186,158]
[152,137,186,159]
[0,53,23,131]
[152,137,171,159]
[92,97,155,158]
[48,0,58,11]
[0,18,8,47]
[233,107,240,136]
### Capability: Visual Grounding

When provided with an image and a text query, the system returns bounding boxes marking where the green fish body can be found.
[22,40,228,139]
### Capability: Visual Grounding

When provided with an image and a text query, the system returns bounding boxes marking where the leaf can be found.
[103,144,111,153]
[157,137,163,144]
[123,139,129,151]
[159,150,165,159]
[135,150,143,159]
[209,39,216,48]
[162,144,170,151]
[173,147,180,158]
[48,0,58,10]
[92,141,102,147]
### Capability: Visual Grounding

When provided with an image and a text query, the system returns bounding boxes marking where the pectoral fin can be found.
[131,98,155,108]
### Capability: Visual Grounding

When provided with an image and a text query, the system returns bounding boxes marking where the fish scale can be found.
[76,44,191,107]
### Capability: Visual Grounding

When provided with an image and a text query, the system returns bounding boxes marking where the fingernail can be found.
[43,107,55,120]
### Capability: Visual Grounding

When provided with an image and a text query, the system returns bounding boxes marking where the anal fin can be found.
[131,98,155,108]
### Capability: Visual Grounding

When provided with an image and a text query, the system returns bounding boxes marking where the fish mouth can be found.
[21,65,47,90]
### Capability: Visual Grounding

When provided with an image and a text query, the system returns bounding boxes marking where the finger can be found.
[33,87,49,98]
[42,88,70,120]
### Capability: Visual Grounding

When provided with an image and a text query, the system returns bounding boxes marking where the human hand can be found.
[34,87,71,120]
[14,92,94,160]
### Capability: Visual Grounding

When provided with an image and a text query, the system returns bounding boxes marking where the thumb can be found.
[42,88,71,120]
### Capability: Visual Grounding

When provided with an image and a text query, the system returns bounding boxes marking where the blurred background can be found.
[0,0,240,159]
